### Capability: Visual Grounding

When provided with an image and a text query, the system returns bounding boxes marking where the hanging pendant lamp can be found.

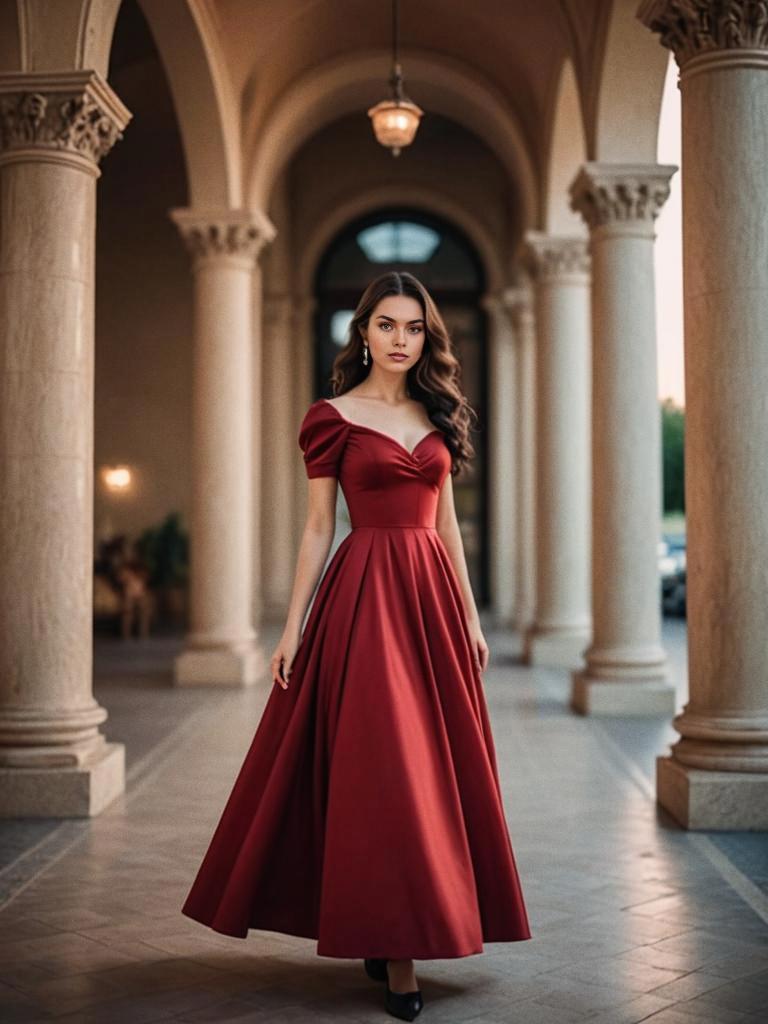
[367,0,423,157]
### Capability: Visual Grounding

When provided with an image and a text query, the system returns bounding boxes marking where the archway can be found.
[313,207,490,603]
[247,49,537,246]
[92,0,193,638]
[544,57,587,234]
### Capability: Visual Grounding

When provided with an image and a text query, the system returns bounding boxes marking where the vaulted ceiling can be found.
[216,0,613,170]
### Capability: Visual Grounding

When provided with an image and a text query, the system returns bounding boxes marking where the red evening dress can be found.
[181,398,531,959]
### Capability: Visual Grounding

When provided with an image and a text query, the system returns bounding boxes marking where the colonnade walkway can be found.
[1,618,767,1023]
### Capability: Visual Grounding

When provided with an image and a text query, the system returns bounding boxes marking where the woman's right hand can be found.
[270,631,300,690]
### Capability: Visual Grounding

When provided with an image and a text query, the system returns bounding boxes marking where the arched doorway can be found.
[313,207,489,604]
[94,0,191,634]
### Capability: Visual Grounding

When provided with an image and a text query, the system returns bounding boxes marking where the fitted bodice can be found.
[298,399,451,529]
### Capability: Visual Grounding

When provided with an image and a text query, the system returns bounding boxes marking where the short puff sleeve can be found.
[298,401,349,479]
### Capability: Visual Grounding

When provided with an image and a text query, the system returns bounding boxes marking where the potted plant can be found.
[136,512,190,628]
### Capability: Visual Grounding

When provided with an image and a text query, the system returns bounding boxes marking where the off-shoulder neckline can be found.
[318,398,441,460]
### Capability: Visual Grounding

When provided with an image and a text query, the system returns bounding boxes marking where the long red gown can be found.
[181,398,532,959]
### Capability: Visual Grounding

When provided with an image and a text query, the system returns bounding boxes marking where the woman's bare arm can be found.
[435,472,479,626]
[270,477,338,687]
[435,472,489,670]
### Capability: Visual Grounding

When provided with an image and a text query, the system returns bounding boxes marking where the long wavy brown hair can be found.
[329,271,478,475]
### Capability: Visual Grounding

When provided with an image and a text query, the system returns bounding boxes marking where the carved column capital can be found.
[638,0,768,69]
[170,208,277,269]
[480,290,519,341]
[0,70,131,174]
[479,291,506,319]
[569,162,677,233]
[522,233,590,283]
[501,285,536,334]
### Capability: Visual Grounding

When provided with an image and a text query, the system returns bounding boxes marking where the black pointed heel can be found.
[364,957,388,982]
[385,981,424,1021]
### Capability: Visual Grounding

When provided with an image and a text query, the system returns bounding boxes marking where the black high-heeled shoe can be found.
[385,980,424,1021]
[364,957,388,982]
[387,958,423,1024]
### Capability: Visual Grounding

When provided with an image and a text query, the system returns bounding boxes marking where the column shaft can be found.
[569,162,677,715]
[291,295,318,559]
[482,291,517,626]
[170,209,276,685]
[522,235,592,668]
[508,288,537,634]
[639,0,768,827]
[0,71,130,816]
[262,293,296,618]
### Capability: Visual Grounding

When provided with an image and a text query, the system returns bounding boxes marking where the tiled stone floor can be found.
[1,616,768,1023]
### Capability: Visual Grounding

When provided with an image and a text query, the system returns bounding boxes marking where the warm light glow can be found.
[367,98,423,156]
[101,465,133,492]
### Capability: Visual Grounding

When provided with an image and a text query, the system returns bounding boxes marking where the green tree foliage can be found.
[661,398,685,514]
[135,512,189,589]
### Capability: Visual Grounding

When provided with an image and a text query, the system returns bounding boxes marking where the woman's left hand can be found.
[467,621,489,673]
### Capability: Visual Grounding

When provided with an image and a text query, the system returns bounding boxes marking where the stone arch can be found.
[543,57,588,234]
[132,0,241,205]
[588,0,669,161]
[297,185,504,298]
[0,0,26,70]
[0,0,240,206]
[247,49,538,236]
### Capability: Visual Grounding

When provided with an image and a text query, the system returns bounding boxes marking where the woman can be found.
[181,271,531,1021]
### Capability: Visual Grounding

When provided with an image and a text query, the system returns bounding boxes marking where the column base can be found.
[657,755,768,830]
[491,609,517,632]
[174,642,266,686]
[523,626,590,668]
[513,611,535,636]
[571,670,677,716]
[0,741,125,818]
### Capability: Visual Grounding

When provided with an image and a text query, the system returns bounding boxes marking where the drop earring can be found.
[363,342,369,366]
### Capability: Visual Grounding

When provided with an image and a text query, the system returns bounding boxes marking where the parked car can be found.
[663,567,686,617]
[659,533,686,617]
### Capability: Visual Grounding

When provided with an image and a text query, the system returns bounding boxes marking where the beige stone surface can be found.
[572,675,676,717]
[483,291,518,625]
[508,286,537,635]
[170,209,276,687]
[261,293,298,619]
[175,646,267,689]
[521,234,592,669]
[657,756,768,831]
[0,742,125,818]
[568,162,677,715]
[0,70,130,814]
[639,3,768,812]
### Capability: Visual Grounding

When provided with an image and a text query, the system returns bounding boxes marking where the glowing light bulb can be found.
[101,465,132,492]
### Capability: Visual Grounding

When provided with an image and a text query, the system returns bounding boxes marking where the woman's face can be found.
[361,294,426,373]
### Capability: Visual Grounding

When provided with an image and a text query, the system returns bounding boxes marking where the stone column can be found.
[261,292,296,619]
[569,163,677,715]
[251,259,265,630]
[169,208,276,686]
[293,294,316,419]
[291,294,318,556]
[522,235,592,667]
[507,285,537,636]
[481,291,517,626]
[0,71,131,816]
[639,0,768,827]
